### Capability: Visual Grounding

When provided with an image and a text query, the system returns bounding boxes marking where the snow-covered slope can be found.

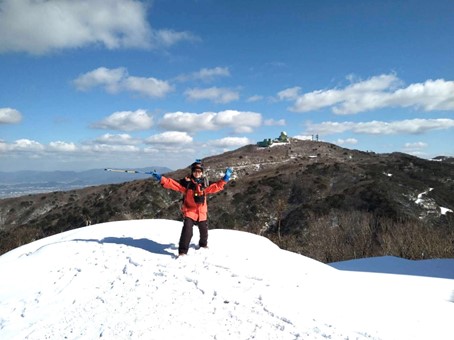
[0,219,453,340]
[330,255,454,279]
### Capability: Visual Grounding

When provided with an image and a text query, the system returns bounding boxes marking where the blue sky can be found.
[1,0,454,172]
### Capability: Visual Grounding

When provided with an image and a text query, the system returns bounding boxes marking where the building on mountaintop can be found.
[257,131,289,147]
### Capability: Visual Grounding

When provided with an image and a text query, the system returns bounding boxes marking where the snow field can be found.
[0,219,453,339]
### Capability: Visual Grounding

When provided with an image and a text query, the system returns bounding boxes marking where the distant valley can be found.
[0,167,172,198]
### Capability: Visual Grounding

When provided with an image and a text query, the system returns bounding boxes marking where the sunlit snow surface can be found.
[1,219,453,339]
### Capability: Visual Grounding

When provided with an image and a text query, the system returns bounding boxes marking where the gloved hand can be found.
[223,168,233,182]
[151,171,162,181]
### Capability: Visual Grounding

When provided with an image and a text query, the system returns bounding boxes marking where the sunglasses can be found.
[193,169,203,173]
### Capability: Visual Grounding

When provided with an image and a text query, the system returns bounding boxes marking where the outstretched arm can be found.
[151,170,186,193]
[160,176,187,193]
[205,179,226,194]
[205,168,233,194]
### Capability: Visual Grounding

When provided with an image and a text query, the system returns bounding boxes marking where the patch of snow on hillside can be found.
[440,207,453,215]
[415,188,434,205]
[330,255,454,280]
[269,141,290,148]
[413,187,451,219]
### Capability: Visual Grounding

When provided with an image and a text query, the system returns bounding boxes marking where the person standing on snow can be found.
[151,161,233,256]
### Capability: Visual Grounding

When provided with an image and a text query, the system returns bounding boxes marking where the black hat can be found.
[191,161,204,172]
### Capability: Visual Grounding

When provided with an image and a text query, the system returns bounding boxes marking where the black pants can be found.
[179,217,208,255]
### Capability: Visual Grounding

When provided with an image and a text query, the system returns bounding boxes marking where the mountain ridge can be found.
[1,139,453,260]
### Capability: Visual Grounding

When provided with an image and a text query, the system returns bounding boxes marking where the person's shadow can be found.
[72,237,177,258]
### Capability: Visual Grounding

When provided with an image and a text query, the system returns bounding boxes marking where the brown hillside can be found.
[1,139,453,262]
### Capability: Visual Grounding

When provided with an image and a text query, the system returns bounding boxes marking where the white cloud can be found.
[209,137,251,147]
[280,74,454,114]
[178,67,230,82]
[10,139,45,152]
[264,118,286,126]
[152,29,200,48]
[213,110,261,133]
[92,109,153,131]
[160,110,262,134]
[195,67,230,81]
[124,76,174,98]
[94,133,139,145]
[48,141,77,152]
[184,87,239,104]
[403,141,428,155]
[1,137,145,159]
[0,0,151,54]
[160,111,216,131]
[0,0,199,55]
[74,67,174,98]
[143,146,197,156]
[294,135,313,141]
[0,108,22,124]
[336,138,358,145]
[404,142,428,149]
[0,140,7,152]
[246,95,264,103]
[277,87,301,101]
[402,141,429,157]
[83,144,140,153]
[74,67,127,93]
[0,139,78,153]
[145,131,193,145]
[388,79,454,111]
[0,137,200,171]
[305,118,454,135]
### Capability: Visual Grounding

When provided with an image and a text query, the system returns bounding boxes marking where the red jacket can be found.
[160,176,226,222]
